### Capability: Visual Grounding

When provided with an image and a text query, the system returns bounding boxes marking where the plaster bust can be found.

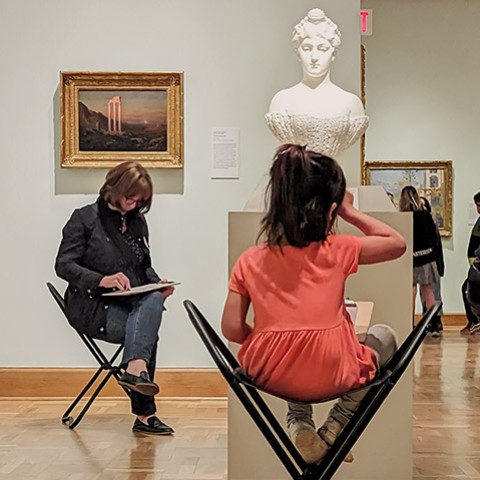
[265,8,368,158]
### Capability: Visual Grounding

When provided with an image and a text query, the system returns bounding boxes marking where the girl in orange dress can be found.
[221,145,406,464]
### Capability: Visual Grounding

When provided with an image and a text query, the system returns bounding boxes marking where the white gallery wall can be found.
[0,0,362,367]
[362,0,480,316]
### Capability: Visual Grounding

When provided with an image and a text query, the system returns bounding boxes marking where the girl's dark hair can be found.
[258,144,346,247]
[399,185,422,212]
[99,161,153,213]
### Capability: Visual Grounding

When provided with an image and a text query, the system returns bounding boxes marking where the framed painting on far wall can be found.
[61,71,183,168]
[363,160,453,236]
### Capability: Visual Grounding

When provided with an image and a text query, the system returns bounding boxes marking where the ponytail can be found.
[259,144,346,247]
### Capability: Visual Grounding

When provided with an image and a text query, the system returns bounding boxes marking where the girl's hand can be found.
[338,190,356,220]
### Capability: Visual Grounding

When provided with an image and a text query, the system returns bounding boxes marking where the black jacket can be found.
[467,217,480,260]
[412,210,439,268]
[55,198,160,337]
[433,223,444,277]
[467,246,480,318]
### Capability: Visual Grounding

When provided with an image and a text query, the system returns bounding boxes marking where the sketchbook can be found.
[345,300,374,328]
[101,281,180,297]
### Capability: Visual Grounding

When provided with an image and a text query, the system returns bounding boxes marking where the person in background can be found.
[460,192,480,334]
[419,196,444,335]
[466,246,480,325]
[399,186,441,336]
[222,145,405,464]
[55,161,175,435]
[467,247,480,322]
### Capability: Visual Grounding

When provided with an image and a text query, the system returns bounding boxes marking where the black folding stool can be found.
[46,282,131,429]
[183,299,442,480]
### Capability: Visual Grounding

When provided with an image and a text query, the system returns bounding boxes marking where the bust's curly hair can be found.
[292,8,342,50]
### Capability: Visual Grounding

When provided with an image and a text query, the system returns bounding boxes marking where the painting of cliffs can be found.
[78,90,168,152]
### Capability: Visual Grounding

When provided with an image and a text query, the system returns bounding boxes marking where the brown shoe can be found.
[460,325,472,335]
[289,422,329,464]
[318,417,354,463]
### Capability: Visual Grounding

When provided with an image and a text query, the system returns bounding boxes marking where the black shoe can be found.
[118,371,159,396]
[132,416,174,436]
[430,329,442,338]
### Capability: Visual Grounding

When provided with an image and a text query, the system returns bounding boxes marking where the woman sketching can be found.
[55,161,175,436]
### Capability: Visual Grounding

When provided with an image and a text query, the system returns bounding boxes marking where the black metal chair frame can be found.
[46,282,131,429]
[183,299,442,480]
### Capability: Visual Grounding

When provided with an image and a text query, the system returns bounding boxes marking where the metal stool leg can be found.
[61,344,128,429]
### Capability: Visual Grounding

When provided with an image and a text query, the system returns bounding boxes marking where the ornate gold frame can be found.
[61,71,183,168]
[363,160,453,236]
[360,45,366,176]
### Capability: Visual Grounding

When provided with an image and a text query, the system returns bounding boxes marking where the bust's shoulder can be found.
[327,84,365,114]
[268,82,365,117]
[268,85,300,112]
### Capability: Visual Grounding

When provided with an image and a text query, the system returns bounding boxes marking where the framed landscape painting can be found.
[363,160,453,236]
[61,71,183,168]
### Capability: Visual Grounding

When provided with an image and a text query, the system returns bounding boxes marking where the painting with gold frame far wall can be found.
[61,71,184,169]
[363,160,453,237]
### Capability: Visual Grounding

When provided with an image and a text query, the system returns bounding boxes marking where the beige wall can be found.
[0,0,363,367]
[362,0,480,314]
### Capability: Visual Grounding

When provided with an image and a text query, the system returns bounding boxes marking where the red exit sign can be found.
[360,10,373,36]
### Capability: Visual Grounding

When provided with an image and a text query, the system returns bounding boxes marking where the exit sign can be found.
[360,10,373,36]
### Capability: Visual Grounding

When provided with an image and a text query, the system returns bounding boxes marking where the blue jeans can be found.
[104,291,165,416]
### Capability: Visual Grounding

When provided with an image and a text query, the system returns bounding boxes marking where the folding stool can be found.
[46,282,131,429]
[183,299,442,480]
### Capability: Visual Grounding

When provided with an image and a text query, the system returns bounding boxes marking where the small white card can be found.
[211,127,239,179]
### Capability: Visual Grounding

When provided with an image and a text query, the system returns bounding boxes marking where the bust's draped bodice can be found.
[265,112,369,158]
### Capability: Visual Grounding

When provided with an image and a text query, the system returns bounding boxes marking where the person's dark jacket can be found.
[467,217,480,262]
[412,210,439,268]
[467,246,480,321]
[432,222,444,277]
[55,198,160,337]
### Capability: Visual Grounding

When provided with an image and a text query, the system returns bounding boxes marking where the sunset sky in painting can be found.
[79,90,167,124]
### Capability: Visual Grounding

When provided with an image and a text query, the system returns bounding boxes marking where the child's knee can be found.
[365,324,398,367]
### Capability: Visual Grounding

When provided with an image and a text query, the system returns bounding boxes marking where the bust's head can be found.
[292,9,342,78]
[292,9,342,50]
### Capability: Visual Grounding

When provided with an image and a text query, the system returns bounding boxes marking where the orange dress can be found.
[228,234,378,402]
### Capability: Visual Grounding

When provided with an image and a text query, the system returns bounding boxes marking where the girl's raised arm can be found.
[338,191,407,265]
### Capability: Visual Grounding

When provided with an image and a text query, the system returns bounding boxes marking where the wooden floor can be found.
[413,331,480,480]
[1,332,480,479]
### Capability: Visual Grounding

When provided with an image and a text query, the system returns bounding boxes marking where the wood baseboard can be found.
[0,314,468,398]
[414,313,467,327]
[0,368,227,398]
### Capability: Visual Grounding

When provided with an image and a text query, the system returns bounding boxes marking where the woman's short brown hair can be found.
[99,161,153,213]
